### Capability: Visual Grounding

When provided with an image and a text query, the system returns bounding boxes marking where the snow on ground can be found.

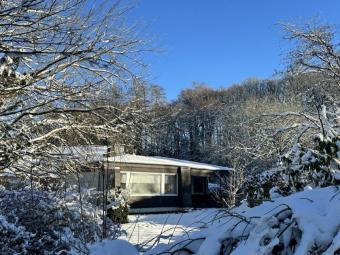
[145,186,340,255]
[88,187,340,254]
[119,209,219,250]
[89,239,139,255]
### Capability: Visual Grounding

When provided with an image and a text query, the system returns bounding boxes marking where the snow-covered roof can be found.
[57,146,109,161]
[56,146,231,171]
[60,146,109,155]
[107,154,231,171]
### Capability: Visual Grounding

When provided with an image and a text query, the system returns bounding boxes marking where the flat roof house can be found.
[105,154,231,212]
[62,146,231,212]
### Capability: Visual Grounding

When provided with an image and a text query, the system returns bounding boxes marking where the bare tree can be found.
[260,23,340,147]
[0,0,149,178]
[283,22,340,92]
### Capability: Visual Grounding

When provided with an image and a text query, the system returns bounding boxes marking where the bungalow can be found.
[105,154,231,212]
[62,146,232,213]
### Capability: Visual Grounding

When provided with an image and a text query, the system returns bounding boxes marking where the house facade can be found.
[60,146,231,212]
[0,146,231,213]
[105,154,231,212]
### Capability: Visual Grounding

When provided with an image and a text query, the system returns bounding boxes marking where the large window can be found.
[130,173,161,195]
[121,172,177,196]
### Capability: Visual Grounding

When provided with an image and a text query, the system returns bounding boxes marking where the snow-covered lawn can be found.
[90,186,340,254]
[119,209,219,250]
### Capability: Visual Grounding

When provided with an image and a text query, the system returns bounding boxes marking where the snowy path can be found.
[119,209,218,249]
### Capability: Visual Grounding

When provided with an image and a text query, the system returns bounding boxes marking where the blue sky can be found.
[128,0,340,100]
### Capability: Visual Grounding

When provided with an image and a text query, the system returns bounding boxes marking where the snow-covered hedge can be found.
[146,186,340,255]
[0,186,122,254]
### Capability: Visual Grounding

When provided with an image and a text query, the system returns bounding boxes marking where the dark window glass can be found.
[192,176,207,194]
[164,175,177,194]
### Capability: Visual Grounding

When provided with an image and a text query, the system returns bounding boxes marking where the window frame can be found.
[120,171,178,197]
[163,173,178,195]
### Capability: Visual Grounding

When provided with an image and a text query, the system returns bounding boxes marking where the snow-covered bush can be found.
[107,188,130,224]
[245,135,340,204]
[244,169,291,206]
[282,136,339,190]
[0,186,121,254]
[66,186,130,224]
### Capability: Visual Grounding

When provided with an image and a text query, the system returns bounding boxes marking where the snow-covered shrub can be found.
[0,186,121,254]
[244,169,291,206]
[0,214,34,254]
[0,187,77,254]
[107,188,130,224]
[282,136,339,191]
[245,135,340,204]
[67,186,130,224]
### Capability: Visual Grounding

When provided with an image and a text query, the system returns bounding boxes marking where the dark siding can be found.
[192,194,219,208]
[179,167,192,207]
[190,169,227,208]
[129,196,178,208]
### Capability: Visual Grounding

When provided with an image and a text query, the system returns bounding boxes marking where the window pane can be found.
[164,175,177,194]
[129,173,161,195]
[120,173,127,189]
[192,176,206,194]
